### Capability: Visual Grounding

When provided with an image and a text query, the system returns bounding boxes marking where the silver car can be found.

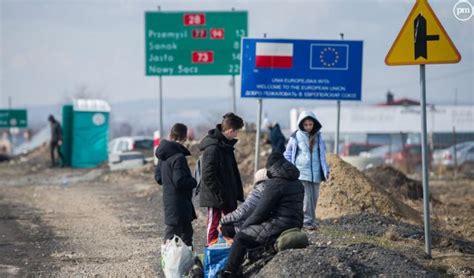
[432,141,474,168]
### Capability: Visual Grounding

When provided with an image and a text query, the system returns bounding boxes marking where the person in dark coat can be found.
[221,153,304,277]
[264,120,286,154]
[199,112,245,245]
[155,123,197,247]
[48,115,64,167]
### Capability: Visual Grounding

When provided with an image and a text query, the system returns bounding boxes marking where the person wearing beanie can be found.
[198,112,245,245]
[221,153,304,277]
[219,168,269,238]
[284,111,330,230]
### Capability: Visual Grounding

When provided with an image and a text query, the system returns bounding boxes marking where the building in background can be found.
[290,94,474,155]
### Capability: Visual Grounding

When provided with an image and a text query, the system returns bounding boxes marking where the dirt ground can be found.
[1,139,473,277]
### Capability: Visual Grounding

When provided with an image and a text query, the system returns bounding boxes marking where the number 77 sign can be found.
[145,11,248,76]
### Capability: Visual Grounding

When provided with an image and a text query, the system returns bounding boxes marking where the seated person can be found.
[221,153,304,277]
[220,168,269,238]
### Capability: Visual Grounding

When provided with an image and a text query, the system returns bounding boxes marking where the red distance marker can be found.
[192,51,214,63]
[210,28,225,39]
[183,14,206,26]
[192,29,207,39]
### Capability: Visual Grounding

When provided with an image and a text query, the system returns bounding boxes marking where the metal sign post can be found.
[419,64,432,257]
[334,100,341,155]
[334,33,344,155]
[232,75,237,113]
[254,33,266,175]
[255,99,263,173]
[159,75,164,137]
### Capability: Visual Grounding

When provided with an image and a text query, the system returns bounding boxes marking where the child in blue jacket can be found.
[284,111,330,229]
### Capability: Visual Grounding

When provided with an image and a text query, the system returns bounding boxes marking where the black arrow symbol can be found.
[414,13,439,59]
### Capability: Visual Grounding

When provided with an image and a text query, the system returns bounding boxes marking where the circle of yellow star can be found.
[319,47,339,67]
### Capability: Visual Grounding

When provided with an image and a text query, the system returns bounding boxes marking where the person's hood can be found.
[155,139,190,160]
[297,111,322,134]
[254,168,268,184]
[270,123,282,133]
[267,157,300,181]
[198,124,237,151]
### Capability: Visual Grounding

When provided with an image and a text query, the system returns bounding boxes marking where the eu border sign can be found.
[241,38,363,100]
[145,11,247,76]
[0,109,28,128]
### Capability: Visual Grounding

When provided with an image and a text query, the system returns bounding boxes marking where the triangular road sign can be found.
[385,0,461,65]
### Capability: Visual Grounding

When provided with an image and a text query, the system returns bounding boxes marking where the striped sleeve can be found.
[221,183,265,225]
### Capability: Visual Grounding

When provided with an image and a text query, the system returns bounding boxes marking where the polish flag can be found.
[255,42,293,68]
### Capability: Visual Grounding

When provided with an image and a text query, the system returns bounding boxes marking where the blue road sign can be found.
[241,38,363,100]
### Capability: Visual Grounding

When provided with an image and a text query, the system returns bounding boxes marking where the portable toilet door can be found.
[71,99,111,168]
[61,104,74,167]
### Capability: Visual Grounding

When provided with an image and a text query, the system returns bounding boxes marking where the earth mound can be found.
[317,154,421,223]
[364,165,423,200]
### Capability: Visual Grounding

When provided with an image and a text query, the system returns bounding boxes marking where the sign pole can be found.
[254,33,267,174]
[155,5,164,138]
[334,100,341,155]
[334,33,344,155]
[231,7,237,114]
[232,75,237,113]
[255,98,263,174]
[419,64,432,257]
[159,75,164,137]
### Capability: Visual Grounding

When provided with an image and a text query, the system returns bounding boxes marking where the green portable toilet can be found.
[70,99,111,168]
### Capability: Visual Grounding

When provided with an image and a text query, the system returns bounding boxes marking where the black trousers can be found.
[50,142,64,166]
[224,233,259,274]
[164,221,193,247]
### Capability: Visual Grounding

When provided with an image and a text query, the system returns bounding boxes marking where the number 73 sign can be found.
[145,11,248,76]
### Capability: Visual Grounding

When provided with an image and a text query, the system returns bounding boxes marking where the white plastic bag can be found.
[161,235,193,278]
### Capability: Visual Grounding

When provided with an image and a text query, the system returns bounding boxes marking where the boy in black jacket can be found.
[155,123,197,247]
[198,113,245,245]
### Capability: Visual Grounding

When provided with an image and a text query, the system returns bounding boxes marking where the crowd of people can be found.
[154,110,330,277]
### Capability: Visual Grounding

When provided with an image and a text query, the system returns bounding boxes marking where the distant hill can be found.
[23,97,329,136]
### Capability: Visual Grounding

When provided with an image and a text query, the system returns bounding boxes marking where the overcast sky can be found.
[1,0,473,109]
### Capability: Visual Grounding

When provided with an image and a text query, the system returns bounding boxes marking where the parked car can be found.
[361,144,429,173]
[341,156,384,171]
[339,143,381,157]
[360,144,402,159]
[108,136,154,158]
[432,141,474,168]
[108,151,145,171]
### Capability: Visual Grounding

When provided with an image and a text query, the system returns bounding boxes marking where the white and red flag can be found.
[255,42,293,68]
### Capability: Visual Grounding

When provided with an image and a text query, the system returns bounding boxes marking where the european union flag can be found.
[310,44,349,70]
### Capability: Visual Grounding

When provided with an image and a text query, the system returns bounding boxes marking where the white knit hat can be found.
[254,168,268,184]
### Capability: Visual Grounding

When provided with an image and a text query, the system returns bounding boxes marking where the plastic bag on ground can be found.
[161,235,193,278]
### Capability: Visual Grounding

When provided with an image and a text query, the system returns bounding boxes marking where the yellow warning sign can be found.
[385,0,461,65]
